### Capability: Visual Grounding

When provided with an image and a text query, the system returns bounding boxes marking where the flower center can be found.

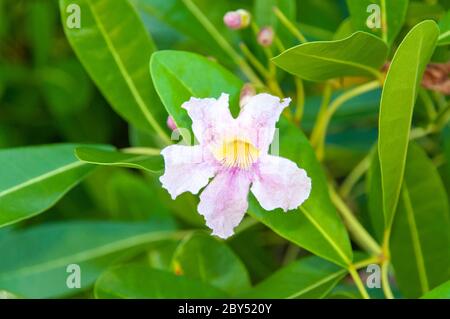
[212,138,259,169]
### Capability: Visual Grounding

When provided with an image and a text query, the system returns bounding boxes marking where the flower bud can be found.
[239,83,256,108]
[258,27,274,47]
[166,116,177,131]
[223,9,251,30]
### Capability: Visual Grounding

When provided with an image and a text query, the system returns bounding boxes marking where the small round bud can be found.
[166,116,177,131]
[223,9,251,30]
[258,27,274,47]
[239,83,256,108]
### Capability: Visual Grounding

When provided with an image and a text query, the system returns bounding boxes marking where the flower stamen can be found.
[213,138,259,169]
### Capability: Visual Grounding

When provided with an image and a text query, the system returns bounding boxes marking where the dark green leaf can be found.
[390,143,450,298]
[239,256,346,298]
[0,144,102,228]
[173,232,250,295]
[0,221,177,298]
[59,0,168,140]
[95,264,227,298]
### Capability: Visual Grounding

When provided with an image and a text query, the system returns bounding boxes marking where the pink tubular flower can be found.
[258,27,274,47]
[166,116,177,131]
[223,9,251,30]
[160,93,312,239]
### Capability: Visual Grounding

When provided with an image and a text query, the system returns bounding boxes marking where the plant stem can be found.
[340,150,373,198]
[312,81,381,161]
[349,266,370,299]
[381,260,394,299]
[353,255,382,269]
[380,0,388,43]
[273,6,307,43]
[329,185,382,256]
[181,0,263,87]
[294,78,305,124]
[239,42,271,79]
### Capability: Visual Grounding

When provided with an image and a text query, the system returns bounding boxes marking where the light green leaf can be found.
[0,290,20,299]
[378,20,439,228]
[151,49,353,267]
[346,0,409,45]
[172,232,251,295]
[438,10,450,46]
[239,256,346,299]
[248,119,353,267]
[390,143,450,298]
[272,31,388,81]
[95,264,227,298]
[421,280,450,299]
[0,144,101,228]
[75,147,163,174]
[150,50,242,141]
[59,0,168,140]
[0,221,178,298]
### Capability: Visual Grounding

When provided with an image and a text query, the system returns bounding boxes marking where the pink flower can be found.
[223,9,251,30]
[160,93,311,239]
[166,116,177,131]
[258,27,274,47]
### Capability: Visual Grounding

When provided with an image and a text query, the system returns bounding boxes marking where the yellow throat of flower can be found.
[212,138,259,169]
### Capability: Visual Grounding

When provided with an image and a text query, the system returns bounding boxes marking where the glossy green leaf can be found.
[272,32,388,81]
[150,50,242,141]
[239,256,346,298]
[0,290,20,299]
[346,0,409,45]
[438,10,450,46]
[172,232,250,295]
[378,20,439,228]
[390,143,450,298]
[95,264,226,298]
[0,221,177,298]
[151,49,353,267]
[0,144,101,228]
[421,280,450,299]
[249,119,353,267]
[59,0,168,140]
[75,147,163,174]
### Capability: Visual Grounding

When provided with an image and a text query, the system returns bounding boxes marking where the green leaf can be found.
[75,147,163,174]
[59,0,168,140]
[239,256,346,298]
[346,0,409,45]
[248,119,353,267]
[378,20,439,229]
[438,10,450,46]
[421,280,450,299]
[272,31,388,81]
[95,264,227,298]
[150,50,242,141]
[151,49,352,267]
[0,144,101,228]
[172,232,251,295]
[390,143,450,298]
[0,221,177,298]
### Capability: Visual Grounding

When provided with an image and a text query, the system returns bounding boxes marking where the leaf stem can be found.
[349,266,370,299]
[329,185,382,256]
[181,0,264,87]
[239,42,272,79]
[311,81,381,160]
[121,147,161,155]
[381,260,394,299]
[294,78,305,124]
[272,6,307,43]
[340,150,373,198]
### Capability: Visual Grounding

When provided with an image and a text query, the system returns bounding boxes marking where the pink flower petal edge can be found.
[160,92,312,239]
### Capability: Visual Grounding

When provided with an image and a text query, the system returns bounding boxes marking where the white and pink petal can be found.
[182,93,234,145]
[251,155,311,212]
[198,170,251,239]
[160,145,216,200]
[237,93,291,153]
